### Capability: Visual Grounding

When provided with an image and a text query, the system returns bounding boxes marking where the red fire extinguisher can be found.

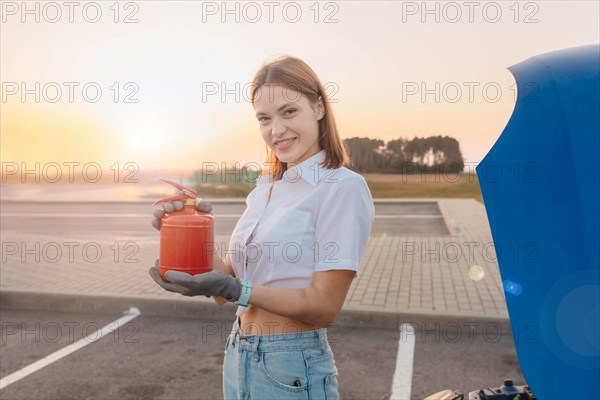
[153,178,214,279]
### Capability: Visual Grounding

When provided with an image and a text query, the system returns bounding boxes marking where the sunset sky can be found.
[2,1,599,173]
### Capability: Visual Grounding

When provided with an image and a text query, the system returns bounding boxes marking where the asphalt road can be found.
[0,309,526,400]
[0,201,449,237]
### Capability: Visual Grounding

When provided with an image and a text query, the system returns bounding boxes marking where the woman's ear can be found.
[316,96,325,120]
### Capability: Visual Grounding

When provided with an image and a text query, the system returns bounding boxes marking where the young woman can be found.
[150,55,375,399]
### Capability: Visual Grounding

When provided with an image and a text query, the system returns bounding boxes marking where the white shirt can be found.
[227,149,375,316]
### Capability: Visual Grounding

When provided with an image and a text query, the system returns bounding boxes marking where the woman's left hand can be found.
[149,260,242,301]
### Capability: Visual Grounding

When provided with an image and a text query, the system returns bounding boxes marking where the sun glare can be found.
[127,121,165,154]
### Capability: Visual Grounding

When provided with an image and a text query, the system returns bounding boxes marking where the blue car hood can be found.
[476,44,599,400]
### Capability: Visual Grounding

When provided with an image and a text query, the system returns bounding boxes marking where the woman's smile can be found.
[274,136,298,151]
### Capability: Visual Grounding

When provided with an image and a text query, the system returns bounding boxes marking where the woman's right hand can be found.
[151,199,213,231]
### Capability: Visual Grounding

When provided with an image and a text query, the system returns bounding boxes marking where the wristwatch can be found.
[234,277,253,306]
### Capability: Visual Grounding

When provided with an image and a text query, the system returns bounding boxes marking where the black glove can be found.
[151,199,213,231]
[149,260,242,301]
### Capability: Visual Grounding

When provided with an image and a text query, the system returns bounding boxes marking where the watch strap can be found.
[234,278,253,306]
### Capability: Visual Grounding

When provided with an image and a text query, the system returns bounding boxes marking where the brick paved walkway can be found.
[347,199,507,319]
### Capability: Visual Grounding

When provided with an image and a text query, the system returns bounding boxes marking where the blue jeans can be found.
[223,316,340,399]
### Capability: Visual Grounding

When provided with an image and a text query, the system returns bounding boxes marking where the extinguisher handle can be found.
[151,198,213,231]
[153,178,199,206]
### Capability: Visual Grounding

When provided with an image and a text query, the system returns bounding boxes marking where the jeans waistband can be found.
[230,315,330,353]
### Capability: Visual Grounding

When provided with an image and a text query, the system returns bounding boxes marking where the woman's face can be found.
[254,84,324,167]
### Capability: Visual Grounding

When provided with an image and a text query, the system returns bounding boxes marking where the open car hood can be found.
[476,44,599,399]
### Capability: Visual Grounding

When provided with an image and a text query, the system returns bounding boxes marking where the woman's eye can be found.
[257,109,295,123]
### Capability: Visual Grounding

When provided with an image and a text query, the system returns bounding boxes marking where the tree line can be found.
[343,135,464,173]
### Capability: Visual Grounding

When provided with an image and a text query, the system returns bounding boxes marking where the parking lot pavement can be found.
[1,198,521,398]
[1,309,526,399]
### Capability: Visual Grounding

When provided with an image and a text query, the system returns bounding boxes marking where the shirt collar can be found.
[256,149,327,187]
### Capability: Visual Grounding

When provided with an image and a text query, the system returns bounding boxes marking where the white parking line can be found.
[390,323,416,400]
[1,213,441,219]
[0,307,141,391]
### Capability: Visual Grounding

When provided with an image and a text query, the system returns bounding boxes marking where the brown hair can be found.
[250,55,350,180]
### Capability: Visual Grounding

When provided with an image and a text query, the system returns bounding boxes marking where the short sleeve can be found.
[314,176,375,277]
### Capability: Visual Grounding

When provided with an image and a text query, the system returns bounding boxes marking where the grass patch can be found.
[363,173,483,203]
[193,183,255,198]
[193,173,483,203]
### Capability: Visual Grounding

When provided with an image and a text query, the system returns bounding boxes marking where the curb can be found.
[0,290,512,335]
